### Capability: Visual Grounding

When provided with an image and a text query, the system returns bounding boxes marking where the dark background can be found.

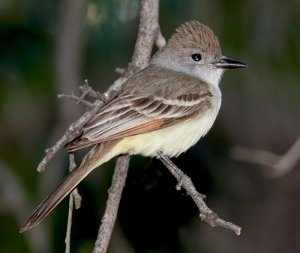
[0,0,299,252]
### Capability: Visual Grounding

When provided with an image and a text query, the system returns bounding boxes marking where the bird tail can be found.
[20,141,118,233]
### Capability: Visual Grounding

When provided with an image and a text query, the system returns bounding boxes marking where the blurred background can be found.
[0,0,299,252]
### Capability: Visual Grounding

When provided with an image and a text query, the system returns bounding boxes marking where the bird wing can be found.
[66,65,212,152]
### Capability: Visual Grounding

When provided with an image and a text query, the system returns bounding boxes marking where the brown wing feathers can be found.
[66,65,212,152]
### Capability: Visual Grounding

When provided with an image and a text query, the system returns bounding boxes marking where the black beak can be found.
[214,57,247,69]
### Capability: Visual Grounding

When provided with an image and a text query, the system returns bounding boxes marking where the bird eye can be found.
[191,53,202,62]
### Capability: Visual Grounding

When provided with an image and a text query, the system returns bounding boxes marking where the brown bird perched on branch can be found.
[20,21,246,232]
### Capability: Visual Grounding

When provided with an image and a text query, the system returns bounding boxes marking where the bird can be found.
[20,21,246,232]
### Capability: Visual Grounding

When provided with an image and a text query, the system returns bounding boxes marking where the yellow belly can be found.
[108,106,219,158]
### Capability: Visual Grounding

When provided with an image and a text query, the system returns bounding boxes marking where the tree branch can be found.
[57,79,105,110]
[230,136,300,177]
[157,151,242,235]
[37,97,106,172]
[65,154,82,253]
[93,155,130,253]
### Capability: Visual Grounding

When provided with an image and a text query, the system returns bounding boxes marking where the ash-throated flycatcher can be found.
[20,21,246,232]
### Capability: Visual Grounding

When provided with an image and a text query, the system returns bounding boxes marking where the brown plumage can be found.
[20,65,213,232]
[20,20,246,233]
[169,21,221,55]
[66,65,212,152]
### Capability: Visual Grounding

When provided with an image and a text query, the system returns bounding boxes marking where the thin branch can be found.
[230,136,300,177]
[58,79,105,110]
[93,155,130,253]
[65,192,73,253]
[78,79,106,101]
[65,154,81,253]
[37,98,106,172]
[58,93,93,109]
[157,151,242,235]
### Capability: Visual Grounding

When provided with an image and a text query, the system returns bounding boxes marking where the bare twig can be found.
[157,151,242,235]
[230,136,300,177]
[78,79,106,101]
[65,154,81,253]
[58,93,94,109]
[37,98,106,172]
[65,190,73,253]
[93,155,130,253]
[58,79,106,110]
